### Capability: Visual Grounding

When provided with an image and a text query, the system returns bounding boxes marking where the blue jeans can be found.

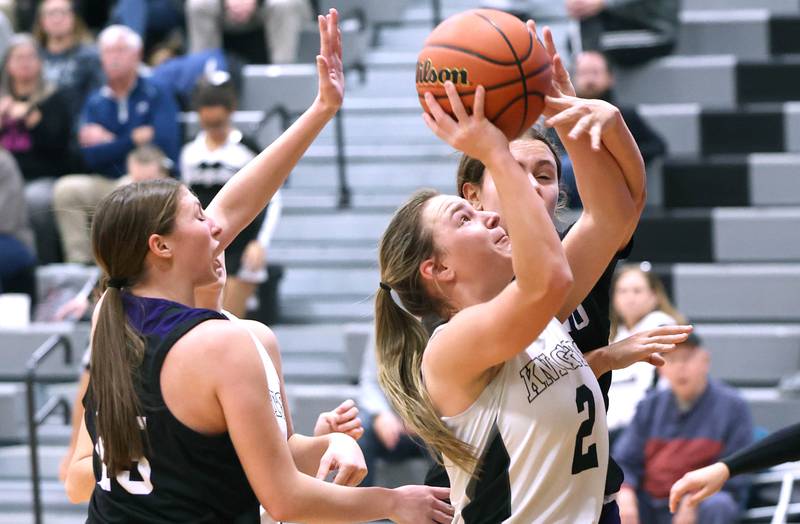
[112,0,183,39]
[0,234,36,294]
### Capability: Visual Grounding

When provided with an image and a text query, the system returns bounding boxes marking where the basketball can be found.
[416,9,552,140]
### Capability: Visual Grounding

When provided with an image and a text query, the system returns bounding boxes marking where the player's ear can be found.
[462,182,483,210]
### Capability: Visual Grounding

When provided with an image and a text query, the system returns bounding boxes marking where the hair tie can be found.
[107,278,127,289]
[379,281,391,292]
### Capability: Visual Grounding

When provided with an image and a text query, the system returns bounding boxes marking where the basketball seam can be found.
[492,90,547,122]
[416,62,550,100]
[423,34,535,67]
[474,12,530,137]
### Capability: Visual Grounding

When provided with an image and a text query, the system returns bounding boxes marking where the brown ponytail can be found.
[375,189,478,473]
[90,179,182,475]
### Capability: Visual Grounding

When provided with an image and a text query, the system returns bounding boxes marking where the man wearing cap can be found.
[613,333,754,524]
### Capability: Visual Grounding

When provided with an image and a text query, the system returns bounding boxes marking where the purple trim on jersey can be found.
[122,293,225,338]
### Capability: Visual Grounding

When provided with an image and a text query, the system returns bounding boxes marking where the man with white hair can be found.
[52,24,180,264]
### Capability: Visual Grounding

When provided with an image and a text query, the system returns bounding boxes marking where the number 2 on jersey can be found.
[571,384,598,474]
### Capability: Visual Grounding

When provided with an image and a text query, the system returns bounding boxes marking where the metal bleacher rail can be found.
[0,335,73,524]
[742,462,800,524]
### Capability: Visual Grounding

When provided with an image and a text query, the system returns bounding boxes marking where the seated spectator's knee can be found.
[53,175,93,208]
[186,0,221,17]
[266,0,312,19]
[698,491,739,523]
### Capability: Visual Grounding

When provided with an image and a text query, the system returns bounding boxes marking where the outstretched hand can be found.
[543,94,620,150]
[315,9,344,114]
[607,325,694,370]
[422,82,508,164]
[669,462,730,513]
[540,24,576,97]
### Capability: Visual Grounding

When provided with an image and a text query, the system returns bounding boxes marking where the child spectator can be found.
[180,75,282,317]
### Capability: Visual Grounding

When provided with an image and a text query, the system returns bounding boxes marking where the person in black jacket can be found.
[564,50,666,208]
[0,33,77,263]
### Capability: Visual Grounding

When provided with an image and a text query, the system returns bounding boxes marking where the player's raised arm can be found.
[206,9,344,251]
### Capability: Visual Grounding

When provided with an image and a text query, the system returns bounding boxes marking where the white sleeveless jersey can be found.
[437,318,609,524]
[222,312,287,524]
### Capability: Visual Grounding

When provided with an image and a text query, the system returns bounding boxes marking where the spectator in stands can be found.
[0,11,12,59]
[0,148,36,297]
[564,50,666,207]
[614,332,753,524]
[567,0,679,66]
[607,264,683,440]
[150,47,233,110]
[180,75,282,318]
[0,33,76,264]
[32,0,104,118]
[186,0,313,64]
[359,330,431,487]
[55,144,170,267]
[109,0,184,54]
[52,25,179,264]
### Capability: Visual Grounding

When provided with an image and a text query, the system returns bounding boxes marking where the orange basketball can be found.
[416,9,552,140]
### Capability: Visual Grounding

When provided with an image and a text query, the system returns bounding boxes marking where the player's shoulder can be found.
[175,319,254,358]
[239,319,279,350]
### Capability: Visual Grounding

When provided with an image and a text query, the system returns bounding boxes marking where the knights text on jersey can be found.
[441,319,609,523]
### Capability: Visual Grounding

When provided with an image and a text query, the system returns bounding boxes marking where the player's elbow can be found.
[64,474,92,503]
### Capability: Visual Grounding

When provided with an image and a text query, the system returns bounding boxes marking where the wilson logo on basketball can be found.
[416,59,471,86]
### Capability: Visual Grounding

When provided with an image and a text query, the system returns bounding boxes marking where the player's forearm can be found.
[272,472,398,524]
[287,433,331,476]
[555,119,635,231]
[206,100,336,251]
[584,347,612,378]
[598,110,647,211]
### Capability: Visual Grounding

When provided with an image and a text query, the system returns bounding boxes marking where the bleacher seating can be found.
[3,0,800,521]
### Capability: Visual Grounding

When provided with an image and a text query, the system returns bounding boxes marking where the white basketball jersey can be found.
[222,312,287,524]
[438,318,608,523]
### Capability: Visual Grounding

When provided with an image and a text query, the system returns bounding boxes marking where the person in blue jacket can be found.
[53,24,180,264]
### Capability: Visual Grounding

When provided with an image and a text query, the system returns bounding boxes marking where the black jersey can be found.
[723,422,800,476]
[84,294,260,523]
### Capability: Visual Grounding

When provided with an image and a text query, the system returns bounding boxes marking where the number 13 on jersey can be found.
[95,416,154,495]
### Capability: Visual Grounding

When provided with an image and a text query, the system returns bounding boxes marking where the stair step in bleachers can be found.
[0,446,62,481]
[281,191,407,213]
[280,298,374,324]
[617,56,800,107]
[739,388,800,431]
[699,324,800,386]
[684,0,799,12]
[0,324,89,382]
[672,264,800,322]
[273,213,389,243]
[661,154,800,208]
[677,10,771,59]
[677,11,800,59]
[0,478,83,514]
[272,244,376,266]
[630,207,800,263]
[289,156,458,190]
[286,384,361,436]
[713,208,800,262]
